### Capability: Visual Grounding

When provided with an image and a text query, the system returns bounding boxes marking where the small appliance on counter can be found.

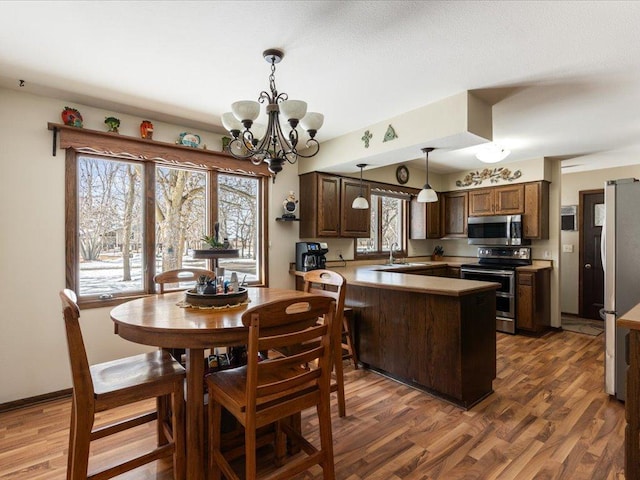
[295,242,328,271]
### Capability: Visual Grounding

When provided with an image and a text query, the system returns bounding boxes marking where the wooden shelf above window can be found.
[47,122,271,176]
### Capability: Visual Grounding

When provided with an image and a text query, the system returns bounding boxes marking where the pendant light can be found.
[352,163,369,209]
[417,148,438,203]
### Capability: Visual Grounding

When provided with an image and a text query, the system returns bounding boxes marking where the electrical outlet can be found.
[544,250,551,259]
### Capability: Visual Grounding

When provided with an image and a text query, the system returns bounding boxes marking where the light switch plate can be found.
[562,244,574,253]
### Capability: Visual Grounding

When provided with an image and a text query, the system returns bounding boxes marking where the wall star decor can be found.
[362,130,373,148]
[383,125,398,142]
[456,167,522,187]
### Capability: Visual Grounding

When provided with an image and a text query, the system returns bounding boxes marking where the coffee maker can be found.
[295,242,328,272]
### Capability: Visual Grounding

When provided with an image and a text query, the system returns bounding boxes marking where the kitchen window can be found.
[355,191,408,257]
[61,127,269,308]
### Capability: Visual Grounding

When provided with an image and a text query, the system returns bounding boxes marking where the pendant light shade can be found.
[418,148,438,203]
[352,163,369,209]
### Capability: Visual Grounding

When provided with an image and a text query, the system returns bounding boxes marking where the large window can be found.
[356,192,408,257]
[64,130,269,308]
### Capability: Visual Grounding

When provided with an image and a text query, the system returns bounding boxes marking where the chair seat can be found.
[207,365,318,416]
[92,350,185,397]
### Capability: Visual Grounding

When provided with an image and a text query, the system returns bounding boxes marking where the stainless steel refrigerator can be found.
[602,178,640,401]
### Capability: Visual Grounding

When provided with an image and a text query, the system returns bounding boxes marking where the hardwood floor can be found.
[0,330,626,479]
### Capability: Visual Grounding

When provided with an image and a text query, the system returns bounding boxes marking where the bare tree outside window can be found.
[77,156,144,296]
[356,193,406,255]
[217,174,259,282]
[155,166,207,274]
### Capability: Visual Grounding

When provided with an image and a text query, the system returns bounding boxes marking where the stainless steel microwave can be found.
[467,214,530,245]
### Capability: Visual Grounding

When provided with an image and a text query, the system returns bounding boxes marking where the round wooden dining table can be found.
[110,287,314,480]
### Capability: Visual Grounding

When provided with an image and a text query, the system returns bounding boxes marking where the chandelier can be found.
[221,49,324,178]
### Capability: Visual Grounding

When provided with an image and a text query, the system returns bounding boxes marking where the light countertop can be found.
[291,256,552,297]
[618,303,640,331]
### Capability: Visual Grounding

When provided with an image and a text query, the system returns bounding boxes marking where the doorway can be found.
[579,189,605,320]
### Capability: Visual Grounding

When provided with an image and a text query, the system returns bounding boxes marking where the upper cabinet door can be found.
[523,181,549,239]
[410,197,441,239]
[340,178,370,237]
[469,188,495,216]
[299,172,340,237]
[494,184,524,215]
[426,199,441,238]
[441,191,468,238]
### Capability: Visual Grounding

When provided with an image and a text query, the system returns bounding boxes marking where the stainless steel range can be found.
[460,246,532,334]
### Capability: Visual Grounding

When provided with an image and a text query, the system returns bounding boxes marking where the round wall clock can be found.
[396,165,409,184]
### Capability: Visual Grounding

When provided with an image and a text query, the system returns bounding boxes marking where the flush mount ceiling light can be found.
[475,143,511,163]
[352,163,369,209]
[221,48,324,180]
[417,148,438,203]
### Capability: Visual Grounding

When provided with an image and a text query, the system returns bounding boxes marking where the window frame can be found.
[354,190,409,260]
[56,124,270,309]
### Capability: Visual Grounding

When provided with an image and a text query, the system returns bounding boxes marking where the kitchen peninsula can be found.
[293,262,500,409]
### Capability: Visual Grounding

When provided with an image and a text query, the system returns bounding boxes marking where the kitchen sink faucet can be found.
[389,242,399,264]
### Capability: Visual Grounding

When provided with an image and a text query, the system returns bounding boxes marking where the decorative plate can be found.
[178,132,201,148]
[396,165,409,184]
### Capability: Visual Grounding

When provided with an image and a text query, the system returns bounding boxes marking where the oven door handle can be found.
[461,268,514,277]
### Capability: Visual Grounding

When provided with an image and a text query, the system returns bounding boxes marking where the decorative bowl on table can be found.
[185,287,248,307]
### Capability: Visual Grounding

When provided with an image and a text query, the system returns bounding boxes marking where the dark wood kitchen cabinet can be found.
[446,266,461,278]
[299,172,370,238]
[516,268,550,334]
[299,172,340,237]
[340,177,371,237]
[468,184,524,216]
[441,191,468,238]
[523,181,549,240]
[409,197,441,239]
[347,283,496,408]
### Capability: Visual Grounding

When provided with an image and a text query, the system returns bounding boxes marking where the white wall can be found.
[0,87,299,403]
[560,164,640,314]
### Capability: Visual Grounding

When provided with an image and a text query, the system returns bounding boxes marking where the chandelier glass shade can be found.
[475,143,510,163]
[352,163,369,209]
[417,147,438,203]
[221,49,323,178]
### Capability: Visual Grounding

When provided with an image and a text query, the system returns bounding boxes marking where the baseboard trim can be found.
[0,389,72,413]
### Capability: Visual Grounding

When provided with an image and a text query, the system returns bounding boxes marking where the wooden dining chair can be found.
[206,295,337,480]
[59,289,186,480]
[154,267,217,363]
[154,267,216,293]
[302,269,351,417]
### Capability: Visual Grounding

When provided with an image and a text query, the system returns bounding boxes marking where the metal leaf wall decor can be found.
[456,167,522,187]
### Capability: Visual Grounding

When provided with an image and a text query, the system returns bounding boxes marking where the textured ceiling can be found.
[1,1,639,175]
